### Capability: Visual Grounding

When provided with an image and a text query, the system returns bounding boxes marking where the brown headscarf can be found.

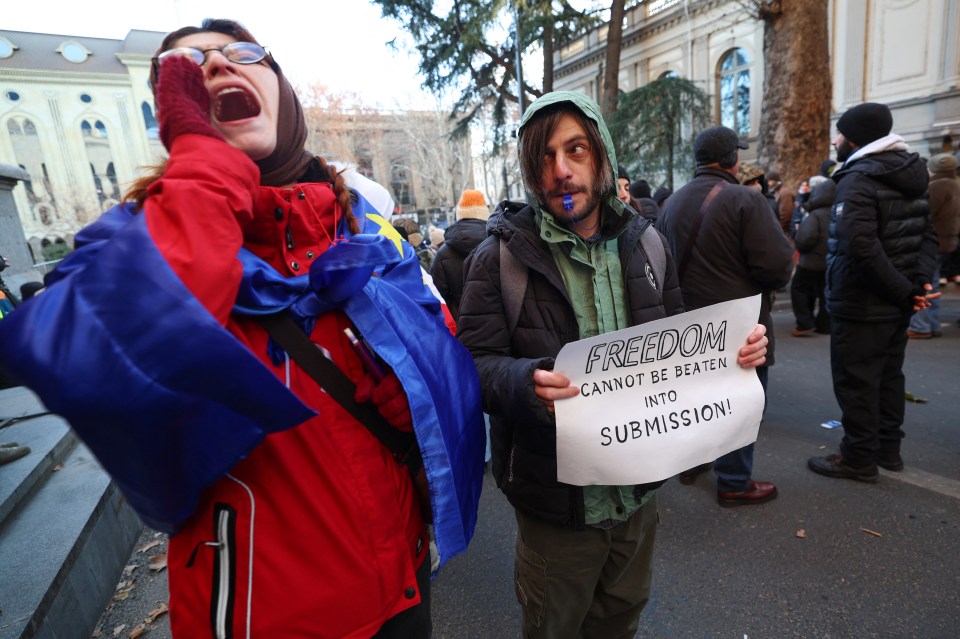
[150,18,313,187]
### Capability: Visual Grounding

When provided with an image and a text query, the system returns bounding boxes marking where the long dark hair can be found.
[518,103,613,205]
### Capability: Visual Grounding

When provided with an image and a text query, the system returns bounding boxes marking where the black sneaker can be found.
[876,451,904,472]
[807,454,879,483]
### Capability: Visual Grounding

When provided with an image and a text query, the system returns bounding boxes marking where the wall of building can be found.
[552,0,960,172]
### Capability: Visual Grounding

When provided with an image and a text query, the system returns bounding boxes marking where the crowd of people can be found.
[0,16,955,638]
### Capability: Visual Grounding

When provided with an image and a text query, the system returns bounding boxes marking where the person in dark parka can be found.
[429,189,491,321]
[808,102,938,482]
[790,176,834,336]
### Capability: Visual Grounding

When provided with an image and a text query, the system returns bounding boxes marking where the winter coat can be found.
[929,171,960,254]
[0,135,484,638]
[458,201,683,529]
[795,179,836,271]
[430,218,488,321]
[826,146,938,322]
[656,167,794,366]
[457,91,684,529]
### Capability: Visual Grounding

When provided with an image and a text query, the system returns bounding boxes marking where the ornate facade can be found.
[0,29,164,262]
[552,0,960,166]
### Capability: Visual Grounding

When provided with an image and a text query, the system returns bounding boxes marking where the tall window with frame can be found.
[718,48,750,136]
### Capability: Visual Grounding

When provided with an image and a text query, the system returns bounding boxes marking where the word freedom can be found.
[584,321,727,374]
[600,398,733,447]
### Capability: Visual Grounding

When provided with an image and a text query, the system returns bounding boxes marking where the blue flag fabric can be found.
[0,195,484,566]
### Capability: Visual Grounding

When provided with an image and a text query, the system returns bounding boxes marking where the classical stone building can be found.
[0,28,477,264]
[0,29,165,262]
[552,0,960,173]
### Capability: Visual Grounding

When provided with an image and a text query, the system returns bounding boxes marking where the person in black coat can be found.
[429,189,491,322]
[808,102,938,482]
[790,176,834,336]
[657,126,794,506]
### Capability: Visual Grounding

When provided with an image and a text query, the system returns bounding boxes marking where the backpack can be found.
[499,223,666,337]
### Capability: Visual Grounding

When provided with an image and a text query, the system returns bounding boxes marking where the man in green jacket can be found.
[458,92,769,638]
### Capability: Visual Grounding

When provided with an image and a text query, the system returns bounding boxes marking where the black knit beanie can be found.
[836,103,893,147]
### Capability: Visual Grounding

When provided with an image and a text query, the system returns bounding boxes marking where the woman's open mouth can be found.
[213,87,262,123]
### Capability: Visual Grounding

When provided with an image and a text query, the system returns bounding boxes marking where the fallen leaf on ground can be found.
[92,629,102,638]
[52,464,63,471]
[128,625,147,638]
[818,445,827,450]
[148,553,167,572]
[138,540,162,553]
[112,626,126,637]
[795,529,806,538]
[123,564,138,576]
[860,527,882,537]
[147,603,168,621]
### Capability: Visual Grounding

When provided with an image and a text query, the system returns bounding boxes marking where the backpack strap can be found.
[639,224,666,298]
[499,238,528,338]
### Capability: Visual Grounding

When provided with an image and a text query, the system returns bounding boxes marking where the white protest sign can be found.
[553,295,764,486]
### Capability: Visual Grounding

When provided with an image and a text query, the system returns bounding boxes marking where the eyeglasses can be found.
[155,41,269,68]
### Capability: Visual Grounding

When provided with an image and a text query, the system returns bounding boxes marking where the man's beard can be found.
[543,185,603,228]
[835,139,856,162]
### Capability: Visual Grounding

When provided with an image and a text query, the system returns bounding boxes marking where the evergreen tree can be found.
[608,77,711,190]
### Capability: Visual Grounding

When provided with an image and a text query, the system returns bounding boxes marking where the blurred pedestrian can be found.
[790,176,834,336]
[737,162,778,219]
[907,153,959,338]
[430,189,491,322]
[629,177,659,221]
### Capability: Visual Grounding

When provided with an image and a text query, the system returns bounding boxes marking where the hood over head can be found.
[835,150,930,199]
[517,91,626,220]
[805,178,836,211]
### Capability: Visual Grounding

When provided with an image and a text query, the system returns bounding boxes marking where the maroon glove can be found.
[354,372,414,432]
[155,55,224,151]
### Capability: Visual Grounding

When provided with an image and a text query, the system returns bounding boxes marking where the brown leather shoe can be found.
[906,329,932,339]
[717,480,778,506]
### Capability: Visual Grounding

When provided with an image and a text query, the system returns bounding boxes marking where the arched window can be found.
[718,48,750,136]
[660,70,679,80]
[141,101,159,139]
[80,119,116,213]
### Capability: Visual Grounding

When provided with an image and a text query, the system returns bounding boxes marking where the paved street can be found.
[99,288,960,638]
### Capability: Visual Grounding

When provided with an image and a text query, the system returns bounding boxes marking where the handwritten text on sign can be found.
[553,295,765,486]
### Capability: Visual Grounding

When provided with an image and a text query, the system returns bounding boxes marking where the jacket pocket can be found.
[514,534,547,628]
[210,503,237,639]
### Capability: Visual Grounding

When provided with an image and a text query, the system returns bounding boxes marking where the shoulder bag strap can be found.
[677,181,727,279]
[256,313,421,473]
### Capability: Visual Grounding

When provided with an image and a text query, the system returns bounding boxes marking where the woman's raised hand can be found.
[156,55,224,150]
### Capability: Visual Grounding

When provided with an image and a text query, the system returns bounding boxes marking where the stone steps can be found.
[0,387,142,639]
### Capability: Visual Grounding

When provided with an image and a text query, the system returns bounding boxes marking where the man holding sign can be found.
[457,92,769,639]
